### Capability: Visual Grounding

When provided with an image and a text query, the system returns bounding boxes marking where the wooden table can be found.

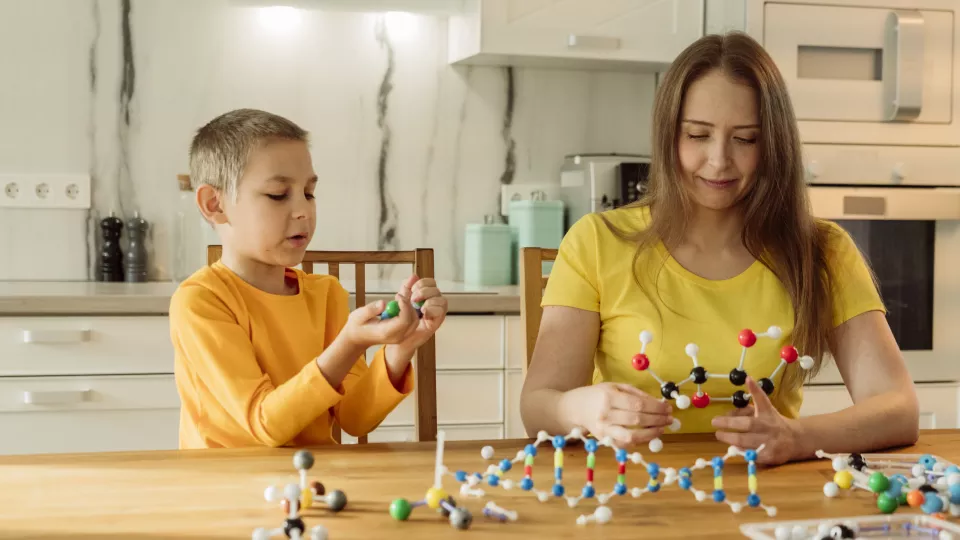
[1,430,959,539]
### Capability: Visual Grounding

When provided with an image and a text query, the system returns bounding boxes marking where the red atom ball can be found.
[632,353,650,371]
[780,345,799,363]
[692,392,711,408]
[738,329,757,347]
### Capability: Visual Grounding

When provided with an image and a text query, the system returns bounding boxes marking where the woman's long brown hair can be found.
[605,31,845,395]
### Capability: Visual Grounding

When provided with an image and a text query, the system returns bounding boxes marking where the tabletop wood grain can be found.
[1,430,959,539]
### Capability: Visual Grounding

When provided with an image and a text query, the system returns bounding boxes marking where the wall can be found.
[0,0,655,282]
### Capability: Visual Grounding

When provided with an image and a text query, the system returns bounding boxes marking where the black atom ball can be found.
[660,382,679,400]
[729,368,747,386]
[732,390,750,409]
[690,366,708,384]
[758,378,775,395]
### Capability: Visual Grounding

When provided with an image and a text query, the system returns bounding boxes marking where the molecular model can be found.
[255,450,348,539]
[818,450,960,518]
[379,299,423,320]
[389,431,476,530]
[749,515,960,540]
[449,428,778,525]
[253,483,329,540]
[632,326,814,449]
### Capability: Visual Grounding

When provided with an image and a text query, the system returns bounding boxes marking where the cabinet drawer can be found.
[800,383,959,429]
[381,371,503,427]
[343,424,504,444]
[0,316,173,376]
[0,374,180,455]
[435,315,504,370]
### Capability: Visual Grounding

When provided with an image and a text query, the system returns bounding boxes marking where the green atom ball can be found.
[877,493,898,514]
[384,300,400,318]
[390,498,412,521]
[899,491,909,506]
[868,472,890,493]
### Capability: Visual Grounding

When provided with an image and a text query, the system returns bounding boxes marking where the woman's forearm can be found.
[520,388,578,437]
[789,390,920,461]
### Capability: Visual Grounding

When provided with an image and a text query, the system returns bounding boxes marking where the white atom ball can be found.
[799,355,814,370]
[310,525,329,540]
[264,485,280,502]
[253,528,270,540]
[594,506,613,524]
[823,482,840,498]
[730,503,742,513]
[639,330,653,344]
[948,474,960,486]
[685,343,699,357]
[767,326,782,339]
[935,463,947,473]
[670,418,682,431]
[791,525,807,539]
[502,479,514,490]
[570,427,583,439]
[481,446,495,460]
[695,490,707,502]
[648,438,663,453]
[832,457,847,472]
[913,464,926,478]
[775,526,791,540]
[284,483,300,502]
[675,395,691,410]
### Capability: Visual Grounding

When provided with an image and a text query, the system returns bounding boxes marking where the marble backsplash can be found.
[0,0,654,282]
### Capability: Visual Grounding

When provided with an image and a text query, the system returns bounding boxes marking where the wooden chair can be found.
[519,247,558,374]
[206,245,438,444]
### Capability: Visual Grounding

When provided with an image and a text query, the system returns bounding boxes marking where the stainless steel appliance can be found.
[558,153,650,230]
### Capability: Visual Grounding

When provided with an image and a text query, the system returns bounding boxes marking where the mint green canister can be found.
[464,216,513,287]
[508,198,565,283]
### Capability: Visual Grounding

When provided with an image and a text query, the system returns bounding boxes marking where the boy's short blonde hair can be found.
[189,108,309,201]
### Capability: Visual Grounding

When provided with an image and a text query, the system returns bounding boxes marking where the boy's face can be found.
[220,138,317,268]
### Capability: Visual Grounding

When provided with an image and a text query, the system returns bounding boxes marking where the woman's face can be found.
[677,69,760,212]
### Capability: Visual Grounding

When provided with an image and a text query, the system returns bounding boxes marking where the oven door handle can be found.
[807,187,960,220]
[883,10,925,122]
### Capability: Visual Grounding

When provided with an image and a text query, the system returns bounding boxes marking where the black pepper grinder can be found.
[98,213,124,282]
[125,211,149,283]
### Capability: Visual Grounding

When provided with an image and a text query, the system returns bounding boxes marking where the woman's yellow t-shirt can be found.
[541,205,885,433]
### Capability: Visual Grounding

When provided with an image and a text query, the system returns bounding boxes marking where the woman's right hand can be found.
[558,383,674,448]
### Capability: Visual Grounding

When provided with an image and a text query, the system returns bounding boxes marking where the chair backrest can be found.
[207,245,438,444]
[519,247,558,374]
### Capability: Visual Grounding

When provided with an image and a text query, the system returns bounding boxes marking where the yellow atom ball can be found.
[425,487,447,509]
[834,470,853,489]
[301,487,314,508]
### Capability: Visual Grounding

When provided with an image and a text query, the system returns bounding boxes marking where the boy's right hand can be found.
[341,293,420,350]
[558,383,674,448]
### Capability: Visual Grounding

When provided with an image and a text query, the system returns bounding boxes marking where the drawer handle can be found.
[21,329,91,344]
[23,390,90,405]
[567,34,621,51]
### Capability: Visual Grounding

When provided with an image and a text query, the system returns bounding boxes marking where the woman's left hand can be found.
[711,377,803,466]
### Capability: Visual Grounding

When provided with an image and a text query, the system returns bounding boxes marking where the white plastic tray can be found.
[740,514,960,539]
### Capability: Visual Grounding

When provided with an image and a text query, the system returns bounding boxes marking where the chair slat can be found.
[328,263,340,279]
[302,261,314,274]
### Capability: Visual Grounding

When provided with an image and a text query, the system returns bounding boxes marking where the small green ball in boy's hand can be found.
[390,498,412,520]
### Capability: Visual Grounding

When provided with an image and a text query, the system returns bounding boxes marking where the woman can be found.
[519,32,919,465]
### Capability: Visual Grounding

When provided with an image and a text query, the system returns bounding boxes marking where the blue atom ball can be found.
[616,449,628,462]
[679,478,692,490]
[747,494,761,507]
[615,483,627,496]
[647,463,660,477]
[744,450,758,462]
[552,484,565,497]
[552,435,566,449]
[712,457,724,469]
[524,444,537,457]
[585,439,599,453]
[582,485,595,498]
[949,484,960,505]
[521,478,533,491]
[488,475,499,487]
[713,490,726,503]
[455,470,467,482]
[499,459,512,472]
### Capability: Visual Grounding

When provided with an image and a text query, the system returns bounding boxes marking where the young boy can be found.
[169,108,447,449]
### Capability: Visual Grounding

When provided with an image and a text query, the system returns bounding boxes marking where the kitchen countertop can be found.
[0,280,521,316]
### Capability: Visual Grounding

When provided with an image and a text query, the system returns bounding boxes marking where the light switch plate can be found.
[0,174,91,210]
[500,184,560,216]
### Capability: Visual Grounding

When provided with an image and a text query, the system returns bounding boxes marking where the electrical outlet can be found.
[500,184,561,216]
[0,174,90,209]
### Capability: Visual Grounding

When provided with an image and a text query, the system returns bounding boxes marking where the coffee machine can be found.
[558,153,651,231]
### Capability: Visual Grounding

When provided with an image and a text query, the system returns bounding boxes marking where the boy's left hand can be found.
[390,275,448,356]
[711,377,802,466]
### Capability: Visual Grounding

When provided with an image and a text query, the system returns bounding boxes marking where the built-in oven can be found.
[709,0,960,382]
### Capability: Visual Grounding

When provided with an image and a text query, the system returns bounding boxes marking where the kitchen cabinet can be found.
[448,0,706,71]
[0,312,956,455]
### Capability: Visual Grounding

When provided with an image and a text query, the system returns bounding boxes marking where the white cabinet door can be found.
[0,374,180,455]
[450,0,705,70]
[342,424,504,444]
[380,371,505,427]
[506,369,526,438]
[799,382,959,429]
